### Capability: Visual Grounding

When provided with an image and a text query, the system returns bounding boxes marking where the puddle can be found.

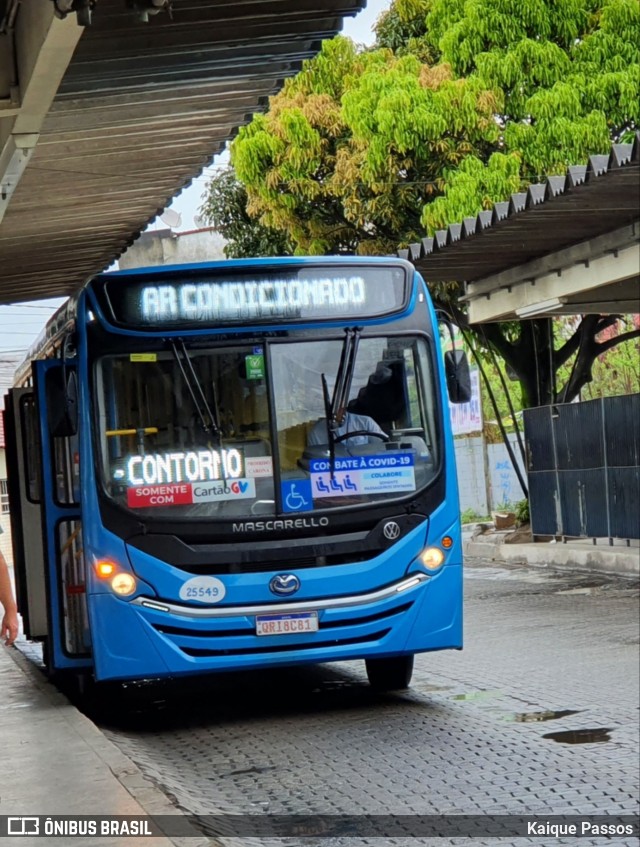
[419,684,451,693]
[543,727,613,744]
[556,587,601,596]
[450,689,501,702]
[464,567,550,584]
[502,709,581,723]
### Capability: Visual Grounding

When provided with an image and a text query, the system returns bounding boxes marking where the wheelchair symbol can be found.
[285,483,309,511]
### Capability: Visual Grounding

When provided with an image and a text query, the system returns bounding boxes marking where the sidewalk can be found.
[0,645,210,847]
[463,525,640,578]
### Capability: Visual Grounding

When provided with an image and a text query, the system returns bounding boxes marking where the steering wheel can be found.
[333,430,389,444]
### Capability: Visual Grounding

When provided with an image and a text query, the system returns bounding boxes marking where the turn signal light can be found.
[111,573,137,596]
[95,561,116,579]
[441,536,453,549]
[419,547,445,570]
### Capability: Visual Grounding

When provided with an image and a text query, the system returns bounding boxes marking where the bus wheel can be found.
[365,655,414,691]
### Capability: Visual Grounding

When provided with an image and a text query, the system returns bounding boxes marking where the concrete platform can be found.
[463,527,640,578]
[0,645,209,847]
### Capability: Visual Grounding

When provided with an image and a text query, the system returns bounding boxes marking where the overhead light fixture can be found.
[515,297,567,318]
[126,0,172,22]
[52,0,95,26]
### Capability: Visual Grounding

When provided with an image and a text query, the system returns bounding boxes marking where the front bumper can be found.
[89,565,462,682]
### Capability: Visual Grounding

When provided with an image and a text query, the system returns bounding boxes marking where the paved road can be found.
[93,559,639,846]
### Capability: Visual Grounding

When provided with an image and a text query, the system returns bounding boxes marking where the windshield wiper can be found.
[320,327,361,472]
[169,339,221,440]
[320,372,335,472]
[331,327,361,422]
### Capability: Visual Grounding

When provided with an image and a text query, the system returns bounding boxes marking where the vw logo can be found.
[269,574,301,596]
[383,521,401,541]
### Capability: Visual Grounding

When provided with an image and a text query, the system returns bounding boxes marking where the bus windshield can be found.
[96,335,440,519]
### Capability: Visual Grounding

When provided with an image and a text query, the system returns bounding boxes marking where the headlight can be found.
[111,573,137,596]
[419,546,445,570]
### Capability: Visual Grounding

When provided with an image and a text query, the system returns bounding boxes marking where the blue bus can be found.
[4,257,470,691]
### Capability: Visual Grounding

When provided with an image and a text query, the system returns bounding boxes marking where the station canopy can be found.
[0,0,365,304]
[400,134,640,323]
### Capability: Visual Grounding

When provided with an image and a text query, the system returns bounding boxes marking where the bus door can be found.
[32,359,91,673]
[4,388,48,642]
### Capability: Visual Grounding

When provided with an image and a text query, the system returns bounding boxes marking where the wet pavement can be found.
[49,557,638,847]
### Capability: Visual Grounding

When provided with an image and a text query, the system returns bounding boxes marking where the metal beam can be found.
[463,223,639,301]
[0,3,81,223]
[0,0,367,304]
[468,235,640,323]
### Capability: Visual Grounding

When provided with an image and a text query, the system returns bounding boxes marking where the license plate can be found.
[256,611,318,636]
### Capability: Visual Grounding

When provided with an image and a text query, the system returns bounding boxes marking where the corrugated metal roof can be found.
[0,0,365,304]
[399,133,640,284]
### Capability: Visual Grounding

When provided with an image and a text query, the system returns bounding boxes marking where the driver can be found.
[307,406,386,448]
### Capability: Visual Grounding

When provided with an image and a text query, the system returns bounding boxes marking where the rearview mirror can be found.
[445,350,472,404]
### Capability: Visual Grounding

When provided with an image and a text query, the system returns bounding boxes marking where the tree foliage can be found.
[230,36,509,255]
[585,318,640,399]
[477,316,640,421]
[201,0,640,405]
[198,167,291,258]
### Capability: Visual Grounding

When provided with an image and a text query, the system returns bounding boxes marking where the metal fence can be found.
[523,394,640,541]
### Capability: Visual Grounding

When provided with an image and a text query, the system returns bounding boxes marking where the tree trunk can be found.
[515,320,555,407]
[482,319,555,408]
[438,296,640,410]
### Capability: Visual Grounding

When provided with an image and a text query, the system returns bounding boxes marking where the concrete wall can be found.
[454,432,526,516]
[118,227,226,269]
[454,436,488,516]
[488,433,526,509]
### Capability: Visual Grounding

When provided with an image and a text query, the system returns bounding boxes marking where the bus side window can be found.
[58,518,89,656]
[20,395,42,504]
[43,367,80,506]
[52,432,80,506]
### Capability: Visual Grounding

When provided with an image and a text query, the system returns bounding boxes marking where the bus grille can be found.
[149,601,413,658]
[180,629,390,657]
[177,550,379,574]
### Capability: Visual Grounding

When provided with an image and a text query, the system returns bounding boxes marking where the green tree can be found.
[556,315,640,401]
[199,167,292,258]
[202,0,640,405]
[477,316,640,422]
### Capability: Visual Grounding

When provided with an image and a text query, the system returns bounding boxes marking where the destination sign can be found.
[120,447,244,486]
[98,265,408,329]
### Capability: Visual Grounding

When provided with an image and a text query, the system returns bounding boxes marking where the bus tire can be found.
[365,655,414,691]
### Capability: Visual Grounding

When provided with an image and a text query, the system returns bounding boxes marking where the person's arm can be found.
[0,553,19,646]
[307,419,328,446]
[363,415,387,440]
